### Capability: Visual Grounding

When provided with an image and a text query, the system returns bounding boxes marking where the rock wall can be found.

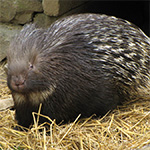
[0,0,86,62]
[0,0,149,62]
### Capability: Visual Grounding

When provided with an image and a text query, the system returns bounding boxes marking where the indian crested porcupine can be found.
[7,13,150,128]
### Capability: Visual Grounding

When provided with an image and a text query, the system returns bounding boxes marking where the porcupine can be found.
[7,13,150,128]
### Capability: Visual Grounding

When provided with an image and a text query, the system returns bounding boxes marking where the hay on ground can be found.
[0,64,150,150]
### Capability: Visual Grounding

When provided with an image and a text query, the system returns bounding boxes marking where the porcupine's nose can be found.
[10,75,25,92]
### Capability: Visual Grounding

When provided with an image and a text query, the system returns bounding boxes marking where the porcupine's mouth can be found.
[9,75,26,93]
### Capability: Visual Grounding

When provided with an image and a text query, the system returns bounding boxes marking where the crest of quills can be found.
[6,13,150,128]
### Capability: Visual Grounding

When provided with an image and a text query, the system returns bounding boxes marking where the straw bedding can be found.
[0,64,150,150]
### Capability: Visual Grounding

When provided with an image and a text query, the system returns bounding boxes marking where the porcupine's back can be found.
[7,14,150,128]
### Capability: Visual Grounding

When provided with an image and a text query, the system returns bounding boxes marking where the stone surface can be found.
[12,0,43,24]
[12,12,33,24]
[0,23,22,61]
[34,13,58,27]
[42,0,84,16]
[42,0,59,16]
[15,0,43,13]
[0,0,43,23]
[0,0,17,22]
[0,0,87,61]
[34,3,87,27]
[0,98,14,111]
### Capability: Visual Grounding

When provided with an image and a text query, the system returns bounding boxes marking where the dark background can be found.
[84,1,150,36]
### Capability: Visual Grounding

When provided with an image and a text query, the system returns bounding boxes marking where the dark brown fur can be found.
[7,14,150,128]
